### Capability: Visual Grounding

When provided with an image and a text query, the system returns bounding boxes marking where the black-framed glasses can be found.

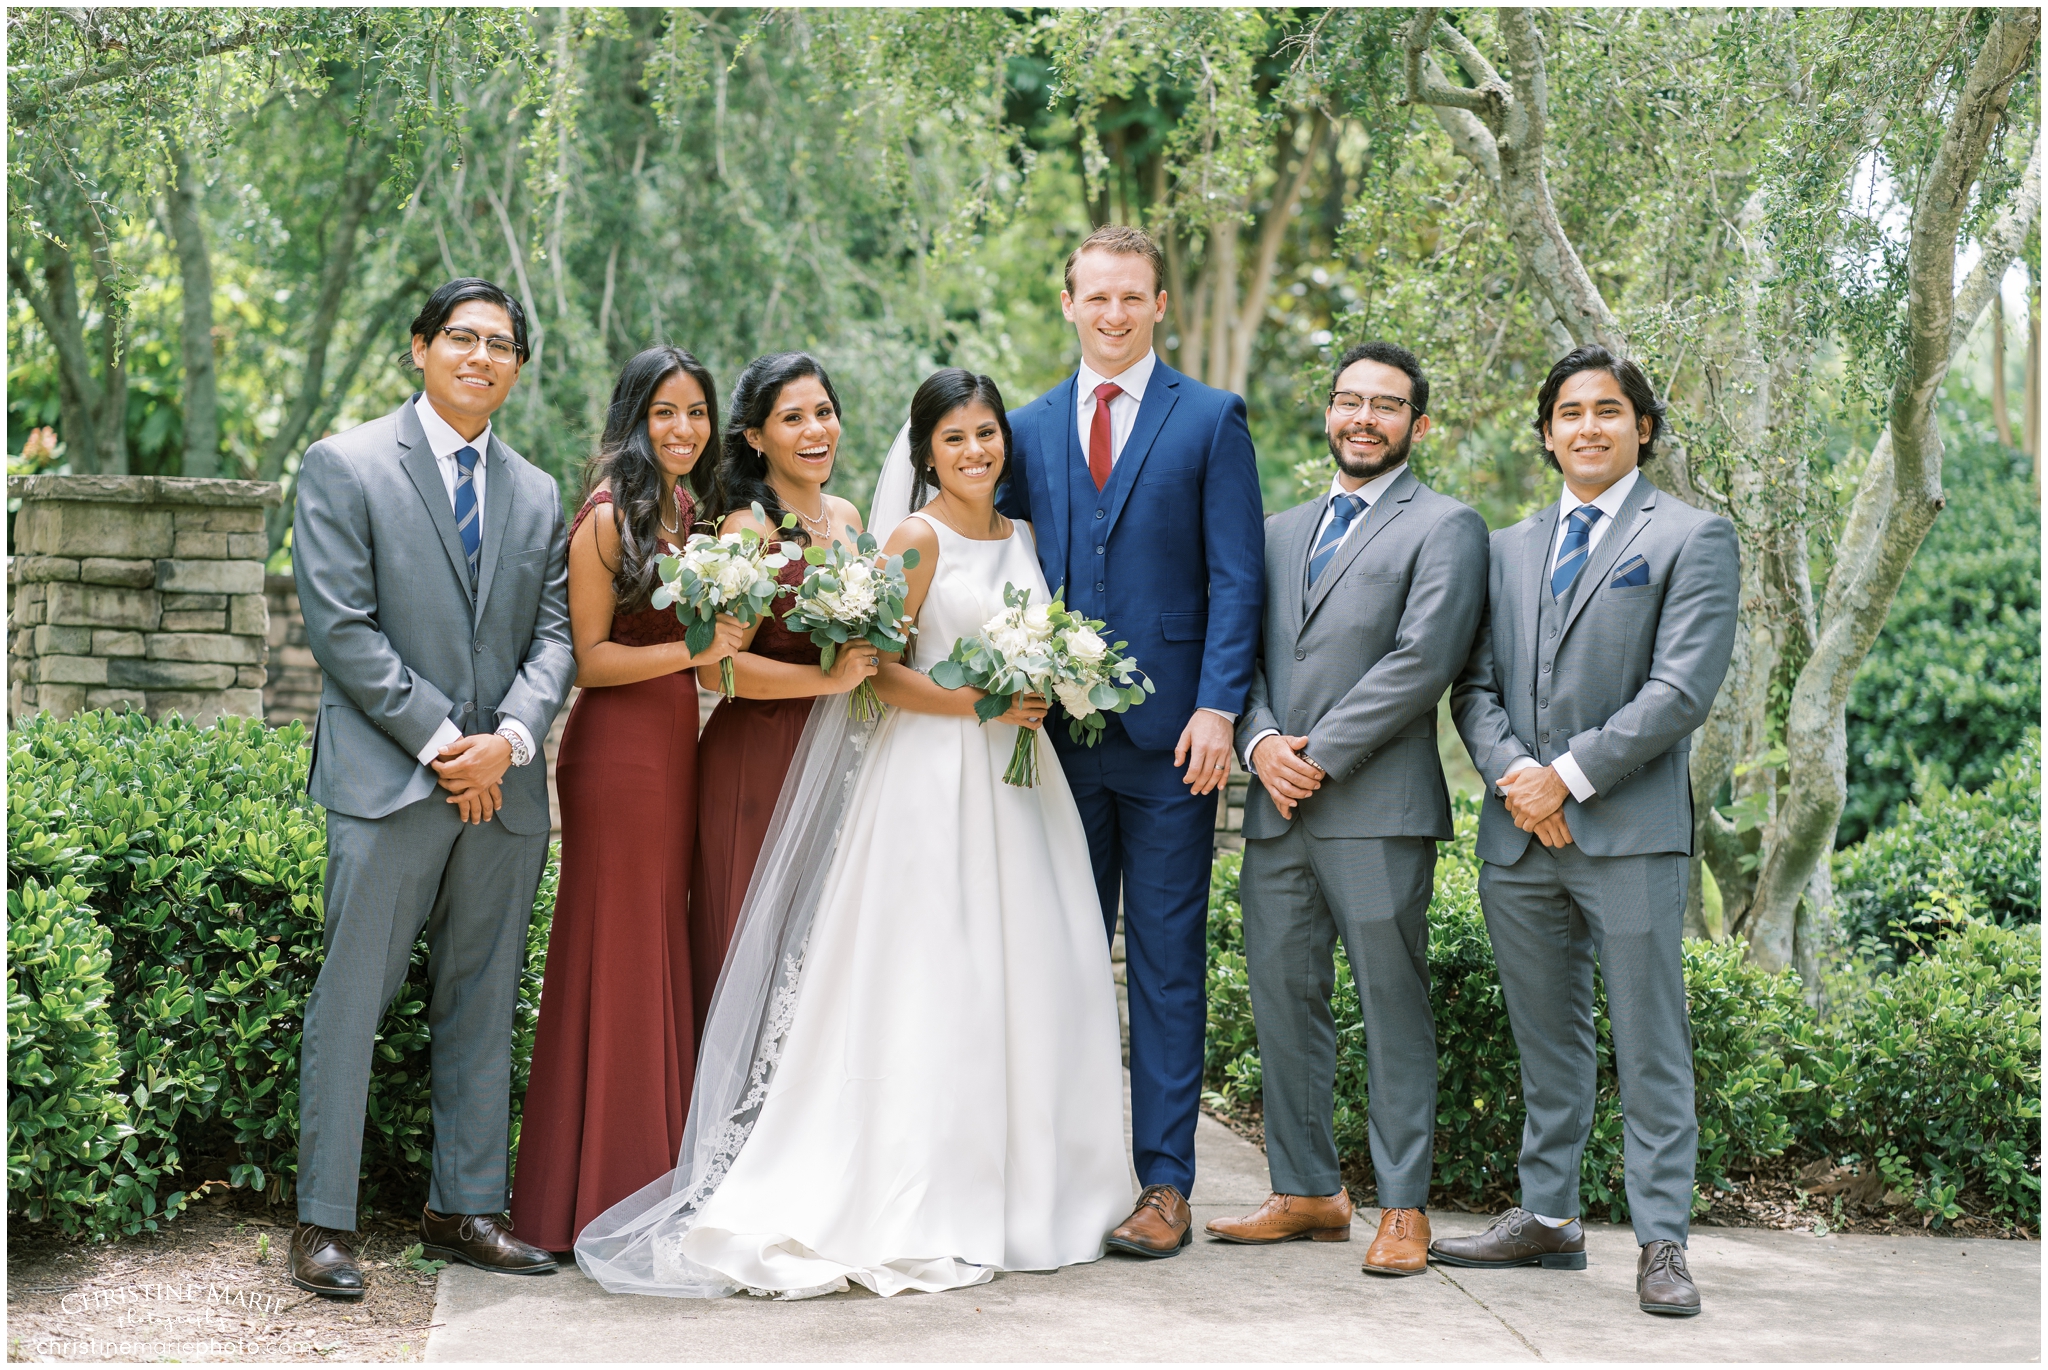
[438,325,521,365]
[1330,391,1417,419]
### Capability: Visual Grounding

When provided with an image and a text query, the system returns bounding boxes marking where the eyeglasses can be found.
[437,326,521,365]
[1329,391,1417,419]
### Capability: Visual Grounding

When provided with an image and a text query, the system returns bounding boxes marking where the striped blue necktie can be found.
[453,445,481,583]
[1550,504,1603,599]
[1308,493,1366,586]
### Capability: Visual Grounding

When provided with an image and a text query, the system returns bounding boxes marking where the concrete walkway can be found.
[427,1096,2038,1362]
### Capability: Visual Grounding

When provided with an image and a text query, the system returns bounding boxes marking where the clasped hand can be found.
[826,637,881,694]
[433,732,513,826]
[1252,733,1323,819]
[1496,763,1573,847]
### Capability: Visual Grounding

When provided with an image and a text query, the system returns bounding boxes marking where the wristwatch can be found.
[496,724,533,768]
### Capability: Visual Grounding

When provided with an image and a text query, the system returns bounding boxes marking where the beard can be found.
[1328,422,1412,481]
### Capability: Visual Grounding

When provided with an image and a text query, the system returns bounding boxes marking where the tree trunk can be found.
[81,212,131,475]
[163,136,222,477]
[1991,295,2012,446]
[2026,284,2040,480]
[1203,218,1238,390]
[1225,110,1331,397]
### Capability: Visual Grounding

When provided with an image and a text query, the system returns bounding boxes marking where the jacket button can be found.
[1539,699,1549,709]
[1541,663,1551,674]
[1095,546,1104,555]
[1295,650,1306,661]
[1094,582,1105,592]
[1095,510,1105,520]
[461,701,475,714]
[474,642,485,654]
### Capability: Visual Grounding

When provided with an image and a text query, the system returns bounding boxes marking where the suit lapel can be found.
[1100,364,1182,543]
[1302,467,1416,625]
[398,400,476,608]
[1039,379,1076,586]
[1559,478,1657,640]
[471,435,517,622]
[1276,503,1315,632]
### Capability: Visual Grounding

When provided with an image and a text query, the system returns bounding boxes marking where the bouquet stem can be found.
[848,679,884,722]
[1003,727,1039,788]
[720,656,738,699]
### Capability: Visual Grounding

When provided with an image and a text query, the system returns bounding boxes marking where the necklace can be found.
[790,496,832,538]
[659,501,681,536]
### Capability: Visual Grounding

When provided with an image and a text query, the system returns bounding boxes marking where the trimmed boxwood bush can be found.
[5,710,556,1238]
[1208,791,2041,1229]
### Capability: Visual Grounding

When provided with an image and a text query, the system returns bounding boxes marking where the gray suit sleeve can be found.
[294,440,456,758]
[1305,503,1490,779]
[494,488,575,742]
[1450,534,1530,787]
[1567,515,1739,794]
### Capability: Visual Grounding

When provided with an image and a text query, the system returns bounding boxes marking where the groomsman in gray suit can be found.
[290,279,576,1297]
[1209,343,1486,1277]
[1439,346,1738,1317]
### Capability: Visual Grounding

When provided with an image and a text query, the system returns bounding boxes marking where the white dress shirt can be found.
[1074,349,1157,465]
[1505,465,1643,801]
[1242,465,1407,772]
[410,394,536,769]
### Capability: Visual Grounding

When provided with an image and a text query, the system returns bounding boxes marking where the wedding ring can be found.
[1213,762,1226,770]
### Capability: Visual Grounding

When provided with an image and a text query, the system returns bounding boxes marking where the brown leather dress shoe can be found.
[420,1207,558,1275]
[1206,1190,1353,1244]
[1362,1207,1431,1276]
[1106,1184,1192,1258]
[1637,1240,1701,1316]
[290,1223,365,1299]
[1428,1207,1587,1270]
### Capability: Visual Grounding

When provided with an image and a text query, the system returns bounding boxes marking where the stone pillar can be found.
[8,475,282,726]
[262,573,323,727]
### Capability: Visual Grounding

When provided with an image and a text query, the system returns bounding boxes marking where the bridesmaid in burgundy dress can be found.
[511,348,744,1253]
[690,352,880,1036]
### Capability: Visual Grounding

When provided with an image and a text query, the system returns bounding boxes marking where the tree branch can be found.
[11,27,265,126]
[1951,134,2041,356]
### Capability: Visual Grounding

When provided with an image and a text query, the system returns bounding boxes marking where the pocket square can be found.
[1609,554,1650,588]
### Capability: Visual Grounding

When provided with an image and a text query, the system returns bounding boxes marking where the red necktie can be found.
[1089,381,1123,491]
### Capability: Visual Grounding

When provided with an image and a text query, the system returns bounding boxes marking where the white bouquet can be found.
[782,525,920,722]
[650,502,796,698]
[929,583,1152,787]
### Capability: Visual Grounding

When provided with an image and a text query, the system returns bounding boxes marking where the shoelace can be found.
[1492,1207,1534,1241]
[1385,1209,1416,1239]
[1644,1242,1688,1279]
[1137,1186,1180,1218]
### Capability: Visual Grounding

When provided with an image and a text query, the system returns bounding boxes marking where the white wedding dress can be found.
[669,513,1131,1298]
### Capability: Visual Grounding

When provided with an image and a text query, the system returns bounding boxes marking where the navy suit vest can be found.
[1063,443,1126,618]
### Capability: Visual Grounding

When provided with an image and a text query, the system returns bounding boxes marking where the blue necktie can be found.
[453,445,481,583]
[1308,493,1366,586]
[1550,504,1603,600]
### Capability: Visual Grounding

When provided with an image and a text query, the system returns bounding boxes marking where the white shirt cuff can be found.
[1552,751,1597,802]
[497,718,537,765]
[1497,754,1539,795]
[1243,728,1281,773]
[416,718,464,767]
[1199,706,1238,723]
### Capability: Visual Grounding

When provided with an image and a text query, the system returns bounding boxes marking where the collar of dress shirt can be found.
[1077,349,1158,405]
[414,392,493,464]
[1329,462,1407,510]
[1558,463,1639,527]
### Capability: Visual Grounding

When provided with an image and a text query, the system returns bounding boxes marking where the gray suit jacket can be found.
[1237,468,1489,841]
[295,398,574,835]
[1451,474,1738,865]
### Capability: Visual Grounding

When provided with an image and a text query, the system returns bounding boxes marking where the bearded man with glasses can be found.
[1211,341,1486,1277]
[289,278,575,1297]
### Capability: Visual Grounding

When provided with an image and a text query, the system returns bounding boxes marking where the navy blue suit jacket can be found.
[999,360,1265,752]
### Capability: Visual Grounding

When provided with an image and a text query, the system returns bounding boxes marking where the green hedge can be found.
[1207,793,2041,1229]
[1834,729,2039,956]
[5,710,555,1238]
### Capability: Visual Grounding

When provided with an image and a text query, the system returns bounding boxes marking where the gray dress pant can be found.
[297,794,550,1230]
[1241,828,1437,1207]
[1479,840,1694,1244]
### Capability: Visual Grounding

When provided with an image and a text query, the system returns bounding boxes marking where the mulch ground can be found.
[1197,1099,2034,1241]
[7,1190,441,1364]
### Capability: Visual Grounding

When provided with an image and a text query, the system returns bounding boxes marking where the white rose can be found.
[1064,626,1106,662]
[1022,603,1054,641]
[715,559,757,597]
[1054,680,1097,718]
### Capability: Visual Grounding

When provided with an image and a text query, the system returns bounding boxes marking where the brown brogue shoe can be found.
[1637,1240,1701,1316]
[290,1223,365,1299]
[1428,1208,1587,1270]
[1362,1207,1431,1276]
[1106,1184,1192,1258]
[420,1207,558,1275]
[1205,1190,1353,1244]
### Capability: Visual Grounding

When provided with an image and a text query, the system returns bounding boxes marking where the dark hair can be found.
[1532,344,1666,469]
[584,347,721,609]
[712,352,843,543]
[1330,341,1428,416]
[1064,223,1166,297]
[907,369,1012,511]
[408,278,530,364]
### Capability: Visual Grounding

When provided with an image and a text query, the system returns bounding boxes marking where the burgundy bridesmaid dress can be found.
[510,490,703,1252]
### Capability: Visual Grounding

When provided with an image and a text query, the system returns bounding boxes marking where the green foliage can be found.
[1207,792,2040,1228]
[1841,408,2041,844]
[1835,731,2040,955]
[5,711,558,1236]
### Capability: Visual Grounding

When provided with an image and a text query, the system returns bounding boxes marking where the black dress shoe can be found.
[291,1223,366,1298]
[1428,1207,1587,1270]
[420,1207,558,1274]
[1637,1240,1701,1316]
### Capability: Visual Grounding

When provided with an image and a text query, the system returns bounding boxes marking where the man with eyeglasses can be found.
[1212,342,1486,1277]
[289,278,575,1297]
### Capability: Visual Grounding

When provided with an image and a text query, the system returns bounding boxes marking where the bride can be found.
[575,368,1131,1298]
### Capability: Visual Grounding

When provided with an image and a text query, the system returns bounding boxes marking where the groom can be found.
[1000,224,1265,1257]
